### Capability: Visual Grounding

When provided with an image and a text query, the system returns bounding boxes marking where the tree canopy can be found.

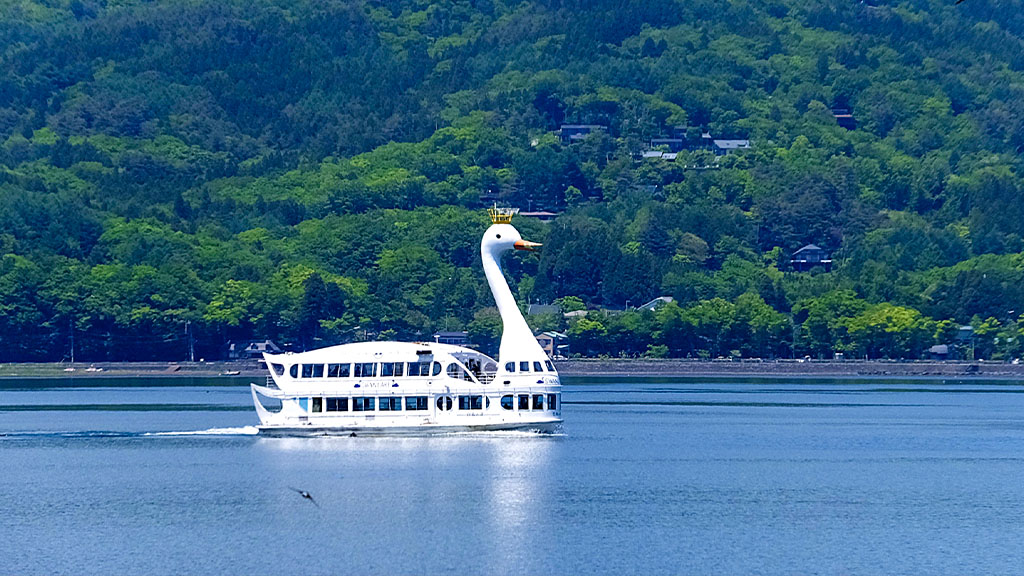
[2,0,1024,361]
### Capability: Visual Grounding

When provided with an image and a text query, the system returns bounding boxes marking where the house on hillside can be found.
[527,304,560,315]
[433,331,469,347]
[536,331,569,357]
[224,339,281,360]
[790,244,833,272]
[713,139,751,155]
[519,211,559,222]
[558,124,607,143]
[650,137,686,152]
[832,108,857,130]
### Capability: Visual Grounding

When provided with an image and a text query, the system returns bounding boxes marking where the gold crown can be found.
[487,205,518,224]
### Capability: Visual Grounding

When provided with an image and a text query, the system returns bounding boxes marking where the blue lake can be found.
[2,376,1024,575]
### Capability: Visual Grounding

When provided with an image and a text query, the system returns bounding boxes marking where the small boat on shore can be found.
[250,207,562,435]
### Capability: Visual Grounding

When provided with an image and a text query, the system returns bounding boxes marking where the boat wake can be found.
[143,426,260,436]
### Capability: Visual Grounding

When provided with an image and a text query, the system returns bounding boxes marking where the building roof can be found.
[538,331,568,339]
[928,344,950,354]
[519,211,559,218]
[713,139,751,149]
[793,244,824,254]
[527,304,560,315]
[433,331,468,338]
[662,152,678,160]
[642,151,663,159]
[639,296,674,310]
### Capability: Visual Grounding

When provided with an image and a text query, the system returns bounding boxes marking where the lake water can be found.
[2,375,1024,575]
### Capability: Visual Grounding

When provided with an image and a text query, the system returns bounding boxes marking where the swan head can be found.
[481,224,542,256]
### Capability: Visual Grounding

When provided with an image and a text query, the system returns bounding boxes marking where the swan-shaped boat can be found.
[250,207,562,435]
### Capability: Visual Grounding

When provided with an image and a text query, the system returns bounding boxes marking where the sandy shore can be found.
[3,359,1024,379]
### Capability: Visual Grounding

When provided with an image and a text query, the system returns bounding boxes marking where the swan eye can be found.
[495,234,501,239]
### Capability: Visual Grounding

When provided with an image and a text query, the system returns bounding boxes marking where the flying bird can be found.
[289,487,319,508]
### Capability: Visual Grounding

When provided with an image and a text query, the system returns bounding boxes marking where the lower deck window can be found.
[352,397,375,411]
[405,396,428,410]
[533,361,543,372]
[519,361,529,372]
[312,397,323,413]
[518,394,530,410]
[379,397,402,411]
[500,395,514,410]
[504,362,515,373]
[545,360,555,372]
[326,397,348,412]
[458,395,483,410]
[532,394,544,410]
[547,393,557,411]
[436,396,453,411]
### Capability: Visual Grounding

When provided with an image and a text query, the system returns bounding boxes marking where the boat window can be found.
[458,395,484,410]
[379,397,402,411]
[545,360,555,372]
[504,362,515,373]
[407,361,431,376]
[485,396,490,409]
[432,362,442,376]
[312,397,323,413]
[405,396,428,411]
[328,363,350,378]
[272,363,285,376]
[380,362,403,377]
[301,364,314,378]
[519,361,529,372]
[352,397,375,412]
[326,397,348,412]
[500,395,514,410]
[548,393,557,411]
[289,365,298,378]
[436,396,453,411]
[447,363,472,381]
[312,364,324,378]
[533,361,543,372]
[518,394,530,410]
[354,362,376,378]
[533,394,544,410]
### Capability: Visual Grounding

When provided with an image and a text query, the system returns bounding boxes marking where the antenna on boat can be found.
[488,204,517,224]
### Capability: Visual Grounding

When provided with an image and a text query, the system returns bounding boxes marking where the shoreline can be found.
[2,359,1024,380]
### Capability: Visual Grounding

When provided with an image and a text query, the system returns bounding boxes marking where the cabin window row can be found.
[311,396,431,413]
[283,361,443,379]
[503,360,556,374]
[499,393,558,411]
[307,394,558,413]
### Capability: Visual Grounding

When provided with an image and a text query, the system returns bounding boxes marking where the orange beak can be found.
[514,239,542,252]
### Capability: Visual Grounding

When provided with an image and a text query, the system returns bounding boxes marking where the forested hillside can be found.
[2,0,1024,361]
